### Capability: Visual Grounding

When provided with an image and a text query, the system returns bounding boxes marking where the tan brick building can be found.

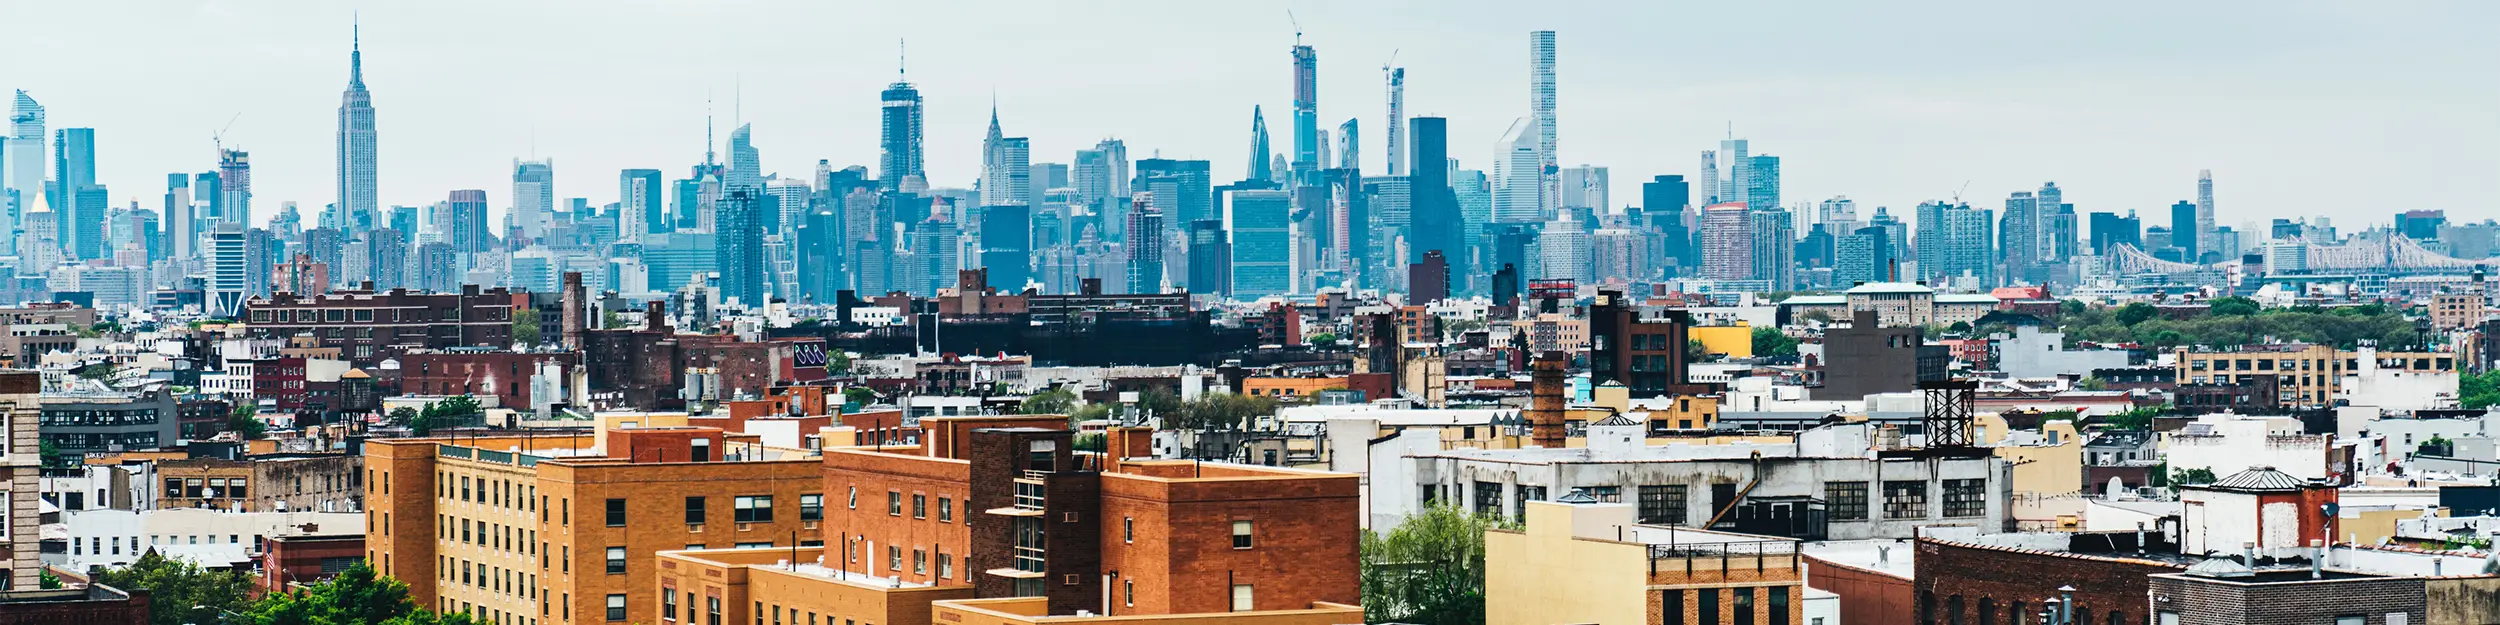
[1490,499,1806,625]
[367,428,824,625]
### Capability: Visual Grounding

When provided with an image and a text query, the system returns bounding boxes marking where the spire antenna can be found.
[898,39,908,80]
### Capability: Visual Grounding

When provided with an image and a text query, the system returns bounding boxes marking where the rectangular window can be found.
[1123,517,1134,543]
[938,553,953,578]
[1232,520,1254,549]
[888,545,901,571]
[1230,584,1254,612]
[606,594,626,621]
[798,494,822,521]
[1586,485,1622,502]
[1700,588,1720,625]
[1825,482,1870,521]
[938,497,953,522]
[1637,485,1688,525]
[1942,479,1987,518]
[685,497,706,524]
[1734,587,1754,625]
[1769,587,1790,625]
[912,494,927,519]
[605,547,625,574]
[912,549,926,575]
[1883,481,1928,519]
[735,496,774,523]
[605,498,625,526]
[888,491,902,516]
[1474,481,1503,517]
[1665,589,1686,625]
[663,592,678,623]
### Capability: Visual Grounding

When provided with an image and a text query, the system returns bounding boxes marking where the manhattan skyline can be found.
[3,1,2495,229]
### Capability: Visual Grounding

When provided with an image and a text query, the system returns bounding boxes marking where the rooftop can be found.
[1802,539,1916,579]
[1844,282,1933,295]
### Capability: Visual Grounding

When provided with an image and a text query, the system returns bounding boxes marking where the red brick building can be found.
[0,585,151,625]
[243,285,518,366]
[1913,537,2183,625]
[396,350,579,410]
[257,534,366,595]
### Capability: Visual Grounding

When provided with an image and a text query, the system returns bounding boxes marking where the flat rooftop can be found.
[1803,539,1916,579]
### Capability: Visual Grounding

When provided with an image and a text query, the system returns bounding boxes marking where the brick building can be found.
[0,371,37,590]
[2147,562,2426,625]
[366,429,825,625]
[157,453,362,513]
[1489,499,1809,625]
[0,585,151,625]
[1913,536,2182,625]
[258,534,367,594]
[397,350,580,411]
[814,422,1359,618]
[1588,289,1694,397]
[242,285,519,366]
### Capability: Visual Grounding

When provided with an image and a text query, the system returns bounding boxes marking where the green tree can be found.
[242,562,421,625]
[600,309,626,329]
[388,406,420,427]
[1019,387,1079,415]
[1306,332,1338,346]
[2103,404,2167,431]
[2059,299,2088,315]
[1751,326,1800,358]
[2114,302,2158,327]
[2208,296,2261,317]
[2173,467,2219,486]
[1070,402,1114,424]
[1440,318,1487,340]
[1686,338,1708,362]
[511,310,543,346]
[39,569,60,589]
[39,440,64,469]
[843,386,878,408]
[1169,392,1279,431]
[825,350,853,375]
[1360,504,1503,625]
[228,403,268,440]
[94,551,257,625]
[2074,377,2108,391]
[2462,370,2500,410]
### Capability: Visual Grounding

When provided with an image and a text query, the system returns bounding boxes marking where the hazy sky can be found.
[4,1,2495,232]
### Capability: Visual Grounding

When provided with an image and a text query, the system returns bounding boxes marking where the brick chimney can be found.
[1528,352,1568,448]
[561,272,586,350]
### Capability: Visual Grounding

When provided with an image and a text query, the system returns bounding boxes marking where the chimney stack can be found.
[646,300,669,332]
[1528,352,1568,448]
[561,272,586,350]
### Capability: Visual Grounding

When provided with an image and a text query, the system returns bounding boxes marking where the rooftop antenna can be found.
[898,38,907,80]
[1287,9,1302,45]
[704,94,715,166]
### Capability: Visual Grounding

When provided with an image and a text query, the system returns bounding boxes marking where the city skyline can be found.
[3,1,2495,231]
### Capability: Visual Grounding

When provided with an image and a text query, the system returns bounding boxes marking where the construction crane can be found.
[212,112,241,153]
[1287,9,1301,45]
[1382,48,1398,73]
[1950,180,1969,205]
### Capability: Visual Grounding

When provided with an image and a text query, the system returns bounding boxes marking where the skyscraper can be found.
[1835,226,1894,287]
[715,187,766,306]
[725,123,761,194]
[337,21,379,228]
[1559,165,1607,212]
[1748,206,1793,289]
[620,168,664,238]
[1493,117,1541,223]
[1227,189,1291,298]
[1246,106,1273,182]
[1384,65,1405,176]
[2087,210,2140,257]
[978,202,1031,292]
[979,104,1030,208]
[1071,139,1128,210]
[1719,138,1749,206]
[1915,201,1995,286]
[2194,170,2217,261]
[1291,43,1319,174]
[2170,200,2199,261]
[1529,30,1559,214]
[1745,154,1779,215]
[447,189,488,253]
[208,223,248,317]
[512,159,555,240]
[1335,118,1359,177]
[1123,196,1164,293]
[1698,203,1751,281]
[1407,117,1464,286]
[165,173,193,262]
[1696,150,1719,206]
[1186,219,1230,297]
[2001,190,2040,285]
[879,67,925,191]
[1132,159,1212,233]
[1642,175,1691,274]
[218,149,251,225]
[5,91,45,255]
[52,128,104,260]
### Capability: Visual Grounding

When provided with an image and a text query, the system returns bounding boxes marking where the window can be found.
[606,594,626,621]
[1231,520,1254,549]
[605,547,625,574]
[1825,482,1870,521]
[912,549,926,575]
[937,553,953,578]
[2157,613,2178,625]
[1769,587,1789,625]
[1514,485,1546,518]
[685,497,706,524]
[1700,587,1720,625]
[1942,479,1986,518]
[707,598,721,625]
[2334,617,2364,625]
[1638,485,1688,525]
[1586,485,1622,502]
[664,592,678,622]
[1230,584,1254,612]
[1474,481,1503,517]
[1123,517,1134,543]
[1735,587,1754,625]
[1665,589,1686,625]
[912,494,926,519]
[888,546,901,571]
[1124,579,1134,607]
[938,497,953,522]
[888,491,902,516]
[605,499,626,526]
[735,496,774,523]
[846,487,856,509]
[1882,481,1928,519]
[798,494,822,521]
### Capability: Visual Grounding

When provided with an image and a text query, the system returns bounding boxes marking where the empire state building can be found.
[337,21,378,222]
